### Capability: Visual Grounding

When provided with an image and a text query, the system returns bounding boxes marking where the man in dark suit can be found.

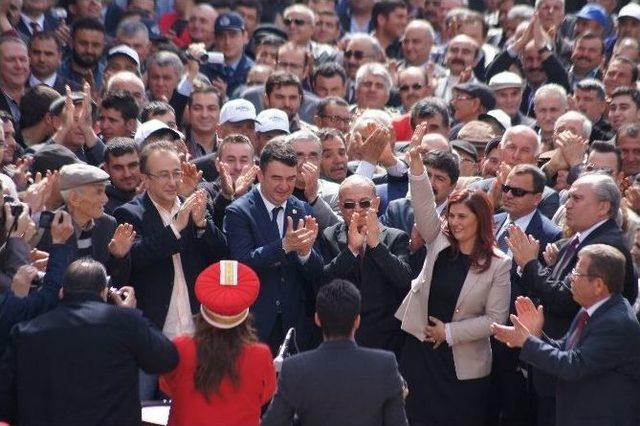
[507,173,638,426]
[224,138,323,354]
[471,125,560,219]
[113,141,227,398]
[0,258,178,426]
[493,244,640,426]
[319,175,411,354]
[37,163,132,286]
[381,150,459,278]
[262,279,408,426]
[488,164,562,426]
[28,32,81,95]
[15,1,61,42]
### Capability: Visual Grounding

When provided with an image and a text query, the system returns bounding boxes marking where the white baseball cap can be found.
[134,119,184,145]
[108,44,141,71]
[256,108,290,134]
[619,3,640,22]
[219,99,258,125]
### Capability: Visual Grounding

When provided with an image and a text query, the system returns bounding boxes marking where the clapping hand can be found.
[491,298,543,349]
[542,242,559,266]
[179,161,203,197]
[505,225,540,268]
[347,212,366,254]
[283,215,318,256]
[364,208,380,248]
[300,162,320,201]
[108,223,136,258]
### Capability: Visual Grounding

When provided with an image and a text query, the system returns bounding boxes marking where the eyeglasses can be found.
[570,268,599,279]
[319,114,350,125]
[146,170,183,181]
[342,199,372,209]
[284,17,308,26]
[344,49,368,60]
[501,184,536,197]
[399,83,425,92]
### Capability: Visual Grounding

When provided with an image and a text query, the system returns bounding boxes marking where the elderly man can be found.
[37,163,133,286]
[450,82,495,129]
[353,63,393,113]
[472,125,560,218]
[399,20,435,69]
[186,3,217,50]
[319,174,411,353]
[342,34,386,103]
[434,34,480,103]
[489,72,535,127]
[288,130,340,210]
[571,78,613,142]
[397,67,430,113]
[146,51,189,123]
[105,71,147,109]
[115,20,151,69]
[533,84,568,150]
[283,4,338,65]
[0,36,30,124]
[505,173,637,426]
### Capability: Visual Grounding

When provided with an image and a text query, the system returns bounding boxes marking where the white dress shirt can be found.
[20,13,45,34]
[29,73,57,88]
[149,195,195,340]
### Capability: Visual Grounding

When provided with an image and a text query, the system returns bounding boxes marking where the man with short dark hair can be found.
[371,0,408,60]
[608,87,640,132]
[314,96,350,134]
[572,78,613,142]
[185,85,223,158]
[17,84,60,147]
[311,62,347,99]
[264,71,314,133]
[603,56,638,97]
[568,32,605,89]
[617,123,640,178]
[224,138,323,354]
[262,279,408,426]
[58,18,106,92]
[103,137,141,214]
[98,91,139,142]
[28,32,79,95]
[0,258,178,425]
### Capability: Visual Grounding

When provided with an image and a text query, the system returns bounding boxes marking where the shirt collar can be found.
[585,295,611,317]
[507,209,537,232]
[576,218,608,244]
[148,193,181,217]
[29,73,57,88]
[21,13,45,31]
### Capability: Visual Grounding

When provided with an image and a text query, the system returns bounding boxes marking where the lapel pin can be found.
[292,209,297,215]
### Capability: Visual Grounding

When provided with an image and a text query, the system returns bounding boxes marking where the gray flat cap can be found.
[59,163,110,190]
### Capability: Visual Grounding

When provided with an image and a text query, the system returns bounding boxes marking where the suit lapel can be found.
[251,188,281,240]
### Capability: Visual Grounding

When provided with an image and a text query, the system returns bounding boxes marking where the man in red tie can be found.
[492,244,640,426]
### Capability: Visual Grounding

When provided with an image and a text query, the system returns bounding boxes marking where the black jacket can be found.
[104,184,136,216]
[262,339,408,426]
[0,294,178,425]
[319,222,411,353]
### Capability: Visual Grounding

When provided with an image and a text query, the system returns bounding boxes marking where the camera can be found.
[3,196,23,219]
[39,211,55,229]
[186,51,225,65]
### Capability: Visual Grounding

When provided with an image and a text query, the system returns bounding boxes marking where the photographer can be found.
[0,198,37,291]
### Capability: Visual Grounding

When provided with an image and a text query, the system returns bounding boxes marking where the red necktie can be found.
[566,310,589,349]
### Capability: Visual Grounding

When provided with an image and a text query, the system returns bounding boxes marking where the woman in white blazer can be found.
[395,132,511,426]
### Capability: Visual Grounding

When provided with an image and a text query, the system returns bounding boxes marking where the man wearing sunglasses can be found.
[282,4,339,66]
[342,34,385,103]
[318,174,411,355]
[489,164,562,426]
[397,67,430,113]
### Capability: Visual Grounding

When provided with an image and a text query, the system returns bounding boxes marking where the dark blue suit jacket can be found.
[262,339,408,426]
[520,294,640,426]
[16,12,61,42]
[472,177,560,219]
[223,187,323,346]
[375,174,408,216]
[113,193,228,329]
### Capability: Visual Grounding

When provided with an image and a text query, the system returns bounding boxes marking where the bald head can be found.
[106,71,147,107]
[421,133,450,153]
[500,125,540,166]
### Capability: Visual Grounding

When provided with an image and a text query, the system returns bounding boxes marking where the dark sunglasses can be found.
[501,184,536,197]
[284,17,307,26]
[344,49,367,60]
[399,83,425,92]
[342,199,372,209]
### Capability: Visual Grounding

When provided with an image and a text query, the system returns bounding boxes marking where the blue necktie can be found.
[271,207,282,237]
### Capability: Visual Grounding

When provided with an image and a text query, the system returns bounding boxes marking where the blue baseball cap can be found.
[575,3,609,29]
[215,12,245,33]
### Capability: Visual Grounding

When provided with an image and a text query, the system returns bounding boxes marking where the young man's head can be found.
[217,134,255,181]
[264,71,303,121]
[103,137,141,193]
[608,86,640,131]
[424,151,459,206]
[233,0,262,37]
[572,78,607,123]
[603,56,638,97]
[99,91,139,141]
[315,279,361,340]
[28,32,63,80]
[187,85,224,136]
[215,12,249,64]
[258,138,298,206]
[139,101,177,129]
[311,62,347,99]
[70,18,106,70]
[372,0,408,41]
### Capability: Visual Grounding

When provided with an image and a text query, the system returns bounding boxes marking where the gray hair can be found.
[105,71,145,92]
[284,4,316,25]
[500,125,541,155]
[344,33,384,61]
[507,4,534,21]
[286,130,321,155]
[352,108,393,131]
[403,19,435,43]
[555,110,592,140]
[116,20,149,40]
[534,83,568,110]
[574,173,620,218]
[355,62,392,94]
[147,51,184,78]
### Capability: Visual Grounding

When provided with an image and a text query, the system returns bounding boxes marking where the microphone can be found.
[273,327,296,373]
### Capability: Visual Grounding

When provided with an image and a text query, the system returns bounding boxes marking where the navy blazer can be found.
[113,193,228,329]
[15,12,61,41]
[223,187,323,346]
[375,174,408,216]
[262,339,408,426]
[520,294,640,426]
[493,210,562,306]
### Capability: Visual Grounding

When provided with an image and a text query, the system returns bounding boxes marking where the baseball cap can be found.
[453,82,496,111]
[108,45,141,71]
[575,3,609,29]
[488,71,523,91]
[618,3,640,22]
[478,109,512,131]
[256,109,290,134]
[215,12,245,33]
[219,99,258,125]
[195,260,260,329]
[59,163,110,191]
[134,119,184,145]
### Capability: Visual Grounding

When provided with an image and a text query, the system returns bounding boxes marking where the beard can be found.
[72,50,99,69]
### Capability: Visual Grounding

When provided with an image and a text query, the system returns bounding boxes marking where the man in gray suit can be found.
[262,279,408,426]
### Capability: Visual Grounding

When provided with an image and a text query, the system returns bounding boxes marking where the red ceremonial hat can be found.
[195,261,261,329]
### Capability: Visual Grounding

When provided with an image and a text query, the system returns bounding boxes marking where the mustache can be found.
[449,58,466,67]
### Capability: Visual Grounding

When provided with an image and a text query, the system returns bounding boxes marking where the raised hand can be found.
[283,216,316,255]
[78,81,98,146]
[297,216,319,257]
[179,161,202,197]
[557,131,587,167]
[173,192,200,232]
[360,124,390,164]
[346,131,364,160]
[491,313,532,348]
[365,208,380,248]
[300,162,319,201]
[514,296,544,337]
[50,210,74,244]
[190,189,208,227]
[215,159,235,199]
[347,212,366,254]
[506,225,540,268]
[542,242,559,266]
[235,164,258,197]
[108,223,136,258]
[12,156,33,190]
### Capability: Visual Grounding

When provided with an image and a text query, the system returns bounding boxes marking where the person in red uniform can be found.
[160,260,277,426]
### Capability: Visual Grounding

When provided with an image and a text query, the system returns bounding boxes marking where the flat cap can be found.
[451,139,478,161]
[488,71,523,91]
[453,82,496,111]
[59,163,109,191]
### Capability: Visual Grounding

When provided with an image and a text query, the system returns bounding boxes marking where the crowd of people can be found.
[1,0,640,424]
